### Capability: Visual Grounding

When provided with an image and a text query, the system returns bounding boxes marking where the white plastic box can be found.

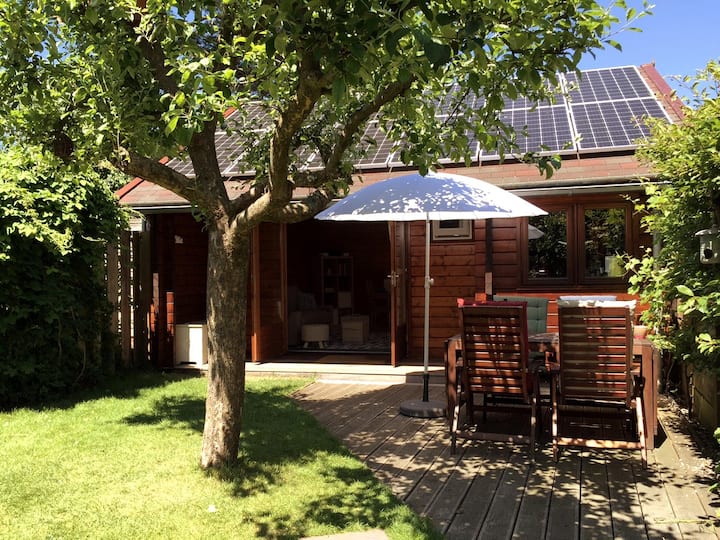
[174,322,208,366]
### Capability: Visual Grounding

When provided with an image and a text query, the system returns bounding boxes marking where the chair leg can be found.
[635,396,648,468]
[551,376,559,462]
[450,401,461,455]
[530,394,537,462]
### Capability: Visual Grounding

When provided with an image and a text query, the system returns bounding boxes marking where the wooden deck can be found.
[292,380,720,539]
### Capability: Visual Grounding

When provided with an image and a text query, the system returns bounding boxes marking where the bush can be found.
[628,60,720,374]
[0,148,126,408]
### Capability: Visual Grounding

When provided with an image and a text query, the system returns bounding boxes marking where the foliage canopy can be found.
[629,60,720,372]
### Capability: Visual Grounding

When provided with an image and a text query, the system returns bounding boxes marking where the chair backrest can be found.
[558,295,618,302]
[557,300,635,405]
[493,295,549,334]
[459,302,530,402]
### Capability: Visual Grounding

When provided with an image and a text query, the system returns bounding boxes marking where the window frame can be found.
[520,195,639,289]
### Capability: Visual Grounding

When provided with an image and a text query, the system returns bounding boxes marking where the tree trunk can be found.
[200,220,250,469]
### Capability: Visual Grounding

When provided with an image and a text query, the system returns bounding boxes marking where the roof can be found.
[118,63,681,210]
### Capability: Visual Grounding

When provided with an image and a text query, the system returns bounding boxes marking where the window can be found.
[583,207,627,278]
[432,219,473,241]
[528,210,568,279]
[524,198,635,287]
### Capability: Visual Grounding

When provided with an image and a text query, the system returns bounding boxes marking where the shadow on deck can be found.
[291,379,720,539]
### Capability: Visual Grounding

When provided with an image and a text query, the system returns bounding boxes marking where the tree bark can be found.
[200,219,250,469]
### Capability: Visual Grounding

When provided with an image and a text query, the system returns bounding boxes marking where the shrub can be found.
[0,148,126,408]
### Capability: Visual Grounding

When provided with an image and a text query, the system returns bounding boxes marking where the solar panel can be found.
[564,66,653,103]
[164,66,670,178]
[353,122,396,169]
[571,97,668,151]
[480,105,575,160]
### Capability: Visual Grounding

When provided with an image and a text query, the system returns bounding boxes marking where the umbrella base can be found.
[399,399,446,418]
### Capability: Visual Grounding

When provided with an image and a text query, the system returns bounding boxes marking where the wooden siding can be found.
[171,214,209,325]
[252,222,285,361]
[400,191,650,365]
[147,213,208,368]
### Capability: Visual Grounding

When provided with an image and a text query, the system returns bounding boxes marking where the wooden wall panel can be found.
[171,214,208,325]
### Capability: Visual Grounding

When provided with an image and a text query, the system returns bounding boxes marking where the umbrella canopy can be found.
[316,171,546,417]
[315,171,546,222]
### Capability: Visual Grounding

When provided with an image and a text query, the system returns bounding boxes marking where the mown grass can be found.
[0,372,440,539]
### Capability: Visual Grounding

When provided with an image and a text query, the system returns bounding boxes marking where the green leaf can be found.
[331,79,346,104]
[165,115,179,135]
[423,40,452,68]
[676,284,694,297]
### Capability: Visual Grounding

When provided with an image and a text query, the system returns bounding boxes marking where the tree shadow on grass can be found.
[9,369,201,413]
[208,386,442,538]
[117,379,441,538]
[122,392,206,432]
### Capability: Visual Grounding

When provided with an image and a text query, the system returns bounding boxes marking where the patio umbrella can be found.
[315,171,546,417]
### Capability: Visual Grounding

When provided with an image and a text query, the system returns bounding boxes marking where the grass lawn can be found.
[0,372,440,540]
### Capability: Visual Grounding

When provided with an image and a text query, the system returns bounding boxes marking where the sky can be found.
[577,0,720,99]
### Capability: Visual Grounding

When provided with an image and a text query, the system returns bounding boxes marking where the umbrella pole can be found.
[399,216,446,418]
[422,217,431,401]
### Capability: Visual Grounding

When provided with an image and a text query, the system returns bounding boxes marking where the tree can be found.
[0,0,644,469]
[628,60,720,373]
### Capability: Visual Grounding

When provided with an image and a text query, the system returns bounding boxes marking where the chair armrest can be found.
[632,368,645,398]
[545,351,560,373]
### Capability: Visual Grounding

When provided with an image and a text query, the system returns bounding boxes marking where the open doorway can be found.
[286,220,391,354]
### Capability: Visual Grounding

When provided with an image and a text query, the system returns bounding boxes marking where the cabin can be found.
[115,63,683,369]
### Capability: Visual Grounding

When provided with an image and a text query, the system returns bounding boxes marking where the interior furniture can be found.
[341,314,369,344]
[287,286,335,346]
[320,254,353,315]
[450,302,538,457]
[301,323,330,348]
[552,300,647,467]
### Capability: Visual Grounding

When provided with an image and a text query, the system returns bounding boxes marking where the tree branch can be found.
[267,55,332,203]
[291,77,417,190]
[118,152,217,213]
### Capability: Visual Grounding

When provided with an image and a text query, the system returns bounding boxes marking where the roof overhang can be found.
[506,175,660,197]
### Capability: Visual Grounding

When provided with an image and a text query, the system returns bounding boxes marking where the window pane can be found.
[584,208,626,278]
[528,211,568,278]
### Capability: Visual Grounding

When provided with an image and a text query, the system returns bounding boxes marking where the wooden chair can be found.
[450,302,538,457]
[552,301,647,467]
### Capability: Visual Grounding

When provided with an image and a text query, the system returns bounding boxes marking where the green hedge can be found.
[0,148,126,408]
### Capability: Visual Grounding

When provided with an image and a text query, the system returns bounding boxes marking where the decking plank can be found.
[403,440,463,513]
[631,451,683,539]
[513,449,555,540]
[476,450,532,540]
[311,384,393,430]
[366,416,431,476]
[389,421,449,501]
[546,449,581,540]
[606,454,647,539]
[650,448,718,539]
[336,384,420,440]
[432,443,513,538]
[655,404,719,537]
[290,376,720,540]
[579,450,614,540]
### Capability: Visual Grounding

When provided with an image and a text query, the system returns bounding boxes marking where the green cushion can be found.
[493,295,549,335]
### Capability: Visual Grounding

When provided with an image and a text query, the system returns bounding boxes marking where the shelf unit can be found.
[320,254,353,314]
